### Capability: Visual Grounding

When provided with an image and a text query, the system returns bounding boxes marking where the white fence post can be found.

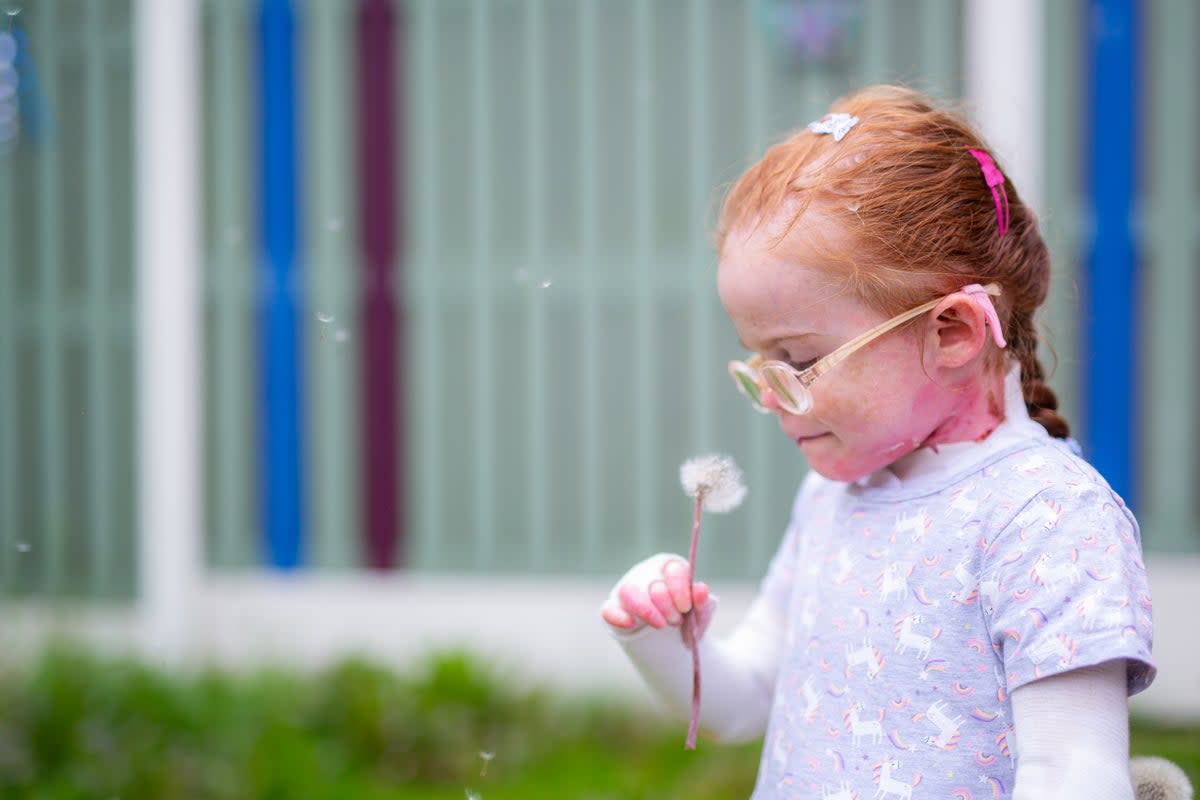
[136,0,201,663]
[965,0,1044,212]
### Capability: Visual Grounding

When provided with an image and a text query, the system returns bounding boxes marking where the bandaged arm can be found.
[1010,659,1133,800]
[610,585,785,744]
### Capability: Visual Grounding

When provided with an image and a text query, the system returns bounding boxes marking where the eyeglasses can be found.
[727,283,1002,416]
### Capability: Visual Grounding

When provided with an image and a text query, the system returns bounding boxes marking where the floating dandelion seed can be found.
[326,217,343,233]
[464,790,481,800]
[315,312,335,324]
[15,541,30,553]
[479,751,495,776]
[678,454,746,750]
[334,329,349,343]
[539,279,552,289]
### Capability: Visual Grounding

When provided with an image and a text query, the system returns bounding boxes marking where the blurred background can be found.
[0,0,1198,795]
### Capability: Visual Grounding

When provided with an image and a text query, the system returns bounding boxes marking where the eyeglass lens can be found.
[762,367,812,415]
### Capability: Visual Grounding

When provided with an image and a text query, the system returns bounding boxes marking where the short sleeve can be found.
[983,481,1156,696]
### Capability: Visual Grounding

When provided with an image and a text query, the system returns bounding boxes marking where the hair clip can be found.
[968,149,1010,237]
[806,112,859,142]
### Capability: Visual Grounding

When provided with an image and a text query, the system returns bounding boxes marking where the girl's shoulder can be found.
[978,438,1130,511]
[948,438,1140,543]
[835,436,1136,530]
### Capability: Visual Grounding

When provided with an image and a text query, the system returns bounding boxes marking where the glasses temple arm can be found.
[804,297,943,384]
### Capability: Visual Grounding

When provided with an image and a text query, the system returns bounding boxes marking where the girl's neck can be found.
[918,367,1008,451]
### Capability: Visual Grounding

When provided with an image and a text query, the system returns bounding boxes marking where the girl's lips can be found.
[795,433,830,446]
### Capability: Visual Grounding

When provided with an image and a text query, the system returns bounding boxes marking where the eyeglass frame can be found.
[727,283,1002,416]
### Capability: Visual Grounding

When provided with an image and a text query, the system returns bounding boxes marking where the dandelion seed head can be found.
[1130,756,1192,800]
[479,751,494,762]
[680,454,746,513]
[315,312,335,324]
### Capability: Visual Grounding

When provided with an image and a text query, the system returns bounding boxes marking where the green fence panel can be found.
[0,18,14,592]
[304,0,360,569]
[403,0,966,578]
[34,0,68,595]
[199,0,1200,576]
[11,0,1194,602]
[85,0,118,596]
[203,0,257,569]
[1042,0,1083,432]
[0,0,137,600]
[1141,0,1200,552]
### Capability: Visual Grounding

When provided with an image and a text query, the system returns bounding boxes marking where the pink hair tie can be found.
[960,284,1008,349]
[968,149,1010,237]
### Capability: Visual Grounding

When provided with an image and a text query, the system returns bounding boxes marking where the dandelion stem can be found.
[684,492,703,750]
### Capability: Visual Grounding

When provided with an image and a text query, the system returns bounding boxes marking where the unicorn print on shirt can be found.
[894,614,934,659]
[845,702,885,745]
[878,562,911,602]
[1029,552,1081,591]
[845,639,885,679]
[873,758,917,800]
[922,700,965,750]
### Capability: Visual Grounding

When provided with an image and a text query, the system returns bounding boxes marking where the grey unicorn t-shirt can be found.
[753,437,1155,800]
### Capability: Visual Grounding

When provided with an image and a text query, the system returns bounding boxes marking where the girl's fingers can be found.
[618,582,667,629]
[648,580,682,626]
[692,581,710,610]
[601,602,636,629]
[663,559,693,613]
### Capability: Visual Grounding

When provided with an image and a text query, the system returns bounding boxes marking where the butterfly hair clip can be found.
[806,112,859,142]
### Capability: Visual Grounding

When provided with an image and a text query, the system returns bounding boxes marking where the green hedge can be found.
[0,646,1194,799]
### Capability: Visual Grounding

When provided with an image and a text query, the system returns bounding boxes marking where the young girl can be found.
[601,86,1154,800]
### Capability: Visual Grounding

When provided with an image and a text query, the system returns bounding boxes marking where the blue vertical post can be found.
[1085,0,1138,505]
[257,0,305,568]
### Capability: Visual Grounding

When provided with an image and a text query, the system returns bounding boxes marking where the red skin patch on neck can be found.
[917,382,1007,452]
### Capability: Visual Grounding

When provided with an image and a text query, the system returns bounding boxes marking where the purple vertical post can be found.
[356,0,403,568]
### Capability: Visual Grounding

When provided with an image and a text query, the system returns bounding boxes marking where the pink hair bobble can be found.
[960,283,1008,349]
[968,148,1010,237]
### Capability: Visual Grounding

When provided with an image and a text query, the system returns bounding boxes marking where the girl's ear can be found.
[924,294,989,370]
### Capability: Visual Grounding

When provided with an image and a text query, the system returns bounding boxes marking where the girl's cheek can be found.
[818,365,893,425]
[813,360,866,416]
